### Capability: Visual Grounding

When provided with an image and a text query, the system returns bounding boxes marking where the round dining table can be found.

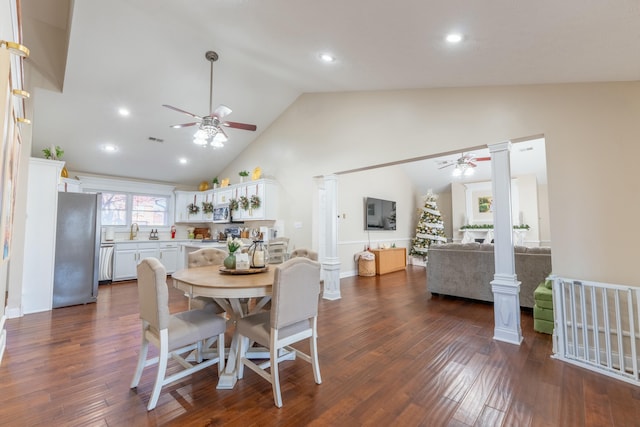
[172,264,275,389]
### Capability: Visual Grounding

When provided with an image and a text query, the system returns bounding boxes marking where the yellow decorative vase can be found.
[198,181,210,191]
[61,166,69,178]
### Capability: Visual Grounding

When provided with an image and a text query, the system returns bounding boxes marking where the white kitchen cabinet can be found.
[231,179,278,221]
[215,188,233,205]
[175,190,214,223]
[113,242,160,281]
[21,158,65,314]
[159,242,179,273]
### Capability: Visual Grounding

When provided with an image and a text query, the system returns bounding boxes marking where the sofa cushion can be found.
[534,318,554,334]
[533,304,554,322]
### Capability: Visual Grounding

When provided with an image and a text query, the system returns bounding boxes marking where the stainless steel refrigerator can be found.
[52,192,101,308]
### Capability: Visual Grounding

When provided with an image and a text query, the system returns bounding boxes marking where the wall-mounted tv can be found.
[364,197,396,230]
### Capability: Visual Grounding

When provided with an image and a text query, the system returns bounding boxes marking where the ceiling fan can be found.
[162,50,257,148]
[439,153,491,176]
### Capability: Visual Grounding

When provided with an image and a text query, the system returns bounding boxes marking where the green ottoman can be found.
[533,279,554,334]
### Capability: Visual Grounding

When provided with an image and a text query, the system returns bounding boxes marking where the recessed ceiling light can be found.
[179,158,188,164]
[446,33,463,43]
[118,108,130,116]
[319,53,336,63]
[101,144,118,153]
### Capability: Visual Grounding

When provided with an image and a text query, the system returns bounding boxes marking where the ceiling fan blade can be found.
[212,104,232,119]
[170,122,199,129]
[222,121,257,131]
[475,157,491,161]
[468,162,477,168]
[162,104,202,120]
[438,163,454,169]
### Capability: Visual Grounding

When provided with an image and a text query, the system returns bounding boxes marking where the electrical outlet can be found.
[294,222,303,229]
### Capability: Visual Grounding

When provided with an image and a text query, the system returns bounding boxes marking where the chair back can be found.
[188,248,227,267]
[271,257,321,329]
[137,257,170,331]
[289,248,318,261]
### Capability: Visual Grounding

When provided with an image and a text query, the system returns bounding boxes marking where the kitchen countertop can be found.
[105,239,226,245]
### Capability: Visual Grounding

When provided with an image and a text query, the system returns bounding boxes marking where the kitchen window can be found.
[101,192,169,227]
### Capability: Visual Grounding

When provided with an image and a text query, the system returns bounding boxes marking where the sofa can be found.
[426,242,551,308]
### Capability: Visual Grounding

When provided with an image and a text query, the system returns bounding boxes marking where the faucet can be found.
[130,223,139,240]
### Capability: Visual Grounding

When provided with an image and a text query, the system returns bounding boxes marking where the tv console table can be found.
[370,247,406,275]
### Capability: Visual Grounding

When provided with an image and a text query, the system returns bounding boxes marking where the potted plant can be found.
[42,145,64,160]
[211,177,220,188]
[229,198,239,211]
[42,145,69,178]
[239,170,250,183]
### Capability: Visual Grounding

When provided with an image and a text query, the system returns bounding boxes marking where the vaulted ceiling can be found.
[21,1,640,187]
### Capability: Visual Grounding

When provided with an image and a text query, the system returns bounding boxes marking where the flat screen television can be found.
[364,197,396,230]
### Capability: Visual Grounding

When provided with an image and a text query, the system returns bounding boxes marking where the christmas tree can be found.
[410,191,447,260]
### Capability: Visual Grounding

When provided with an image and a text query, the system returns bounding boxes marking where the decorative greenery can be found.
[42,145,64,160]
[239,195,250,210]
[202,201,214,214]
[228,238,243,254]
[187,203,200,215]
[461,224,530,230]
[239,170,250,177]
[211,177,220,185]
[250,194,261,209]
[229,198,239,211]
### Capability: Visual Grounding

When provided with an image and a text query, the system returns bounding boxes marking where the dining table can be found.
[172,264,275,389]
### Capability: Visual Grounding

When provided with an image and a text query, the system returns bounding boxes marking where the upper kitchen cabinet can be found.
[175,190,214,223]
[174,179,278,223]
[230,179,278,221]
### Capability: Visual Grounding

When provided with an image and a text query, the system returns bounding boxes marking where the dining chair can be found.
[187,248,227,313]
[130,258,226,411]
[267,237,290,264]
[289,248,318,261]
[236,257,322,407]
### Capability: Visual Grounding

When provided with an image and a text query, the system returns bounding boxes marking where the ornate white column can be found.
[489,141,523,344]
[317,175,341,300]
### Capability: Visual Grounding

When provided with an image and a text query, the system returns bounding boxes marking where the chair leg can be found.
[130,331,149,388]
[217,332,225,375]
[237,336,247,379]
[310,333,322,384]
[147,332,169,411]
[270,334,283,408]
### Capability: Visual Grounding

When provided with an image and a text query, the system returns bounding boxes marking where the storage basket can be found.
[358,257,376,276]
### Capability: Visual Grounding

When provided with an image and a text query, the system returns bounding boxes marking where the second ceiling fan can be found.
[439,153,491,176]
[163,50,257,148]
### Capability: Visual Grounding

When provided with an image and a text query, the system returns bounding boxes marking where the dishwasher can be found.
[99,242,114,283]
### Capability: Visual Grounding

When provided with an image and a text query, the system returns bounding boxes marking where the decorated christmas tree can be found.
[410,190,447,260]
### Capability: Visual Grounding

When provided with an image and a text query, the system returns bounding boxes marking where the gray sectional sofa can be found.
[426,242,552,308]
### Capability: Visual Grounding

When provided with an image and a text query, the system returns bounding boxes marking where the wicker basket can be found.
[358,257,376,276]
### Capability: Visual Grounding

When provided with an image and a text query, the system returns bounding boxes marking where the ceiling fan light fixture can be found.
[210,139,225,149]
[452,165,463,177]
[464,166,475,176]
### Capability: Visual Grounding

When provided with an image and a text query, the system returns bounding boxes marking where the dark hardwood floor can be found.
[2,266,639,426]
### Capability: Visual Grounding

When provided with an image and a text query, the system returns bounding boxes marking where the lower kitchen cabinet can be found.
[113,242,160,281]
[159,242,179,274]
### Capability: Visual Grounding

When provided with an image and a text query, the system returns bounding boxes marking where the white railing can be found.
[552,276,640,385]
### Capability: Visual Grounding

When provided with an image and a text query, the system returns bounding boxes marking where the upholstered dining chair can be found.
[289,248,318,261]
[130,258,226,411]
[267,237,290,264]
[236,257,322,407]
[187,248,227,313]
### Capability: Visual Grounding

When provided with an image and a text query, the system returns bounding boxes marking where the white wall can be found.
[220,82,640,285]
